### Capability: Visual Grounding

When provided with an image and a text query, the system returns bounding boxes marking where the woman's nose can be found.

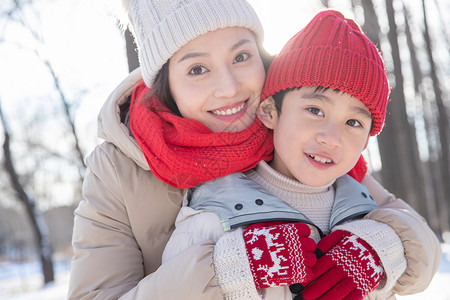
[213,68,240,98]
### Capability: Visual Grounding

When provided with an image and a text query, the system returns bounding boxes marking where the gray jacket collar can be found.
[188,173,377,237]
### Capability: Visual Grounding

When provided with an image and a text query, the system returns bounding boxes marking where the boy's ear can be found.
[257,97,277,129]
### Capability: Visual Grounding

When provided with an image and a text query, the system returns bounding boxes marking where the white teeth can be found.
[309,154,332,164]
[211,102,245,116]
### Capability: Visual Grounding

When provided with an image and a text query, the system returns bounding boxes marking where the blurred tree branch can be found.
[0,97,54,284]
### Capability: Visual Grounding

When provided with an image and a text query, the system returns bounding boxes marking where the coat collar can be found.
[97,68,150,170]
[188,173,378,237]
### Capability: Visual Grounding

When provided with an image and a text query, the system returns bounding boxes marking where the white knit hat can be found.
[123,0,264,87]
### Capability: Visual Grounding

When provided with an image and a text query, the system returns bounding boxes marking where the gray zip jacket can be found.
[188,173,377,236]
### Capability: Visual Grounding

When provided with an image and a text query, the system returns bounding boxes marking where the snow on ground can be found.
[1,244,450,299]
[0,257,71,300]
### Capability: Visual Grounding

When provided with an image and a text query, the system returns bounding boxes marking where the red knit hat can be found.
[262,10,390,136]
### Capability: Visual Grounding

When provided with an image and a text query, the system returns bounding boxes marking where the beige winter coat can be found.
[68,69,442,300]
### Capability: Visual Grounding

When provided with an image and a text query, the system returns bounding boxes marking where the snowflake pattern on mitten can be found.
[243,222,316,289]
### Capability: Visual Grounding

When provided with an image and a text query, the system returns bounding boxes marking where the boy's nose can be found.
[213,68,240,98]
[316,123,343,148]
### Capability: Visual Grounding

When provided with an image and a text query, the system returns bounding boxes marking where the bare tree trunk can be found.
[400,2,439,231]
[0,99,54,284]
[403,2,446,235]
[360,0,403,195]
[432,0,450,51]
[364,0,426,214]
[422,0,450,232]
[125,28,139,72]
[360,0,381,44]
[421,72,448,236]
[10,2,87,183]
[378,0,408,203]
[42,59,86,183]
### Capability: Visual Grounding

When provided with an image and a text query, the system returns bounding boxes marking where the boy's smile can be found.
[258,86,372,187]
[307,153,334,167]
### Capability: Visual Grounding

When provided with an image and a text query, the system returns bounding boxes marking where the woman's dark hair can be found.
[258,41,275,73]
[146,61,182,116]
[142,38,274,116]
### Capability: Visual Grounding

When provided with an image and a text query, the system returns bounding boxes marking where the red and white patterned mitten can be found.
[299,230,384,300]
[243,222,317,289]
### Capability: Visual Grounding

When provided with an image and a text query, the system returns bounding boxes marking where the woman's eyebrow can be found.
[177,39,252,63]
[230,39,251,51]
[177,52,207,63]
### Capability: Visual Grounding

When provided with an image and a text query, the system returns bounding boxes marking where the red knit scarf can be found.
[130,81,274,188]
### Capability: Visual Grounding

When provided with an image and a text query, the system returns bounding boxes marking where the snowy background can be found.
[1,0,449,299]
[0,244,449,299]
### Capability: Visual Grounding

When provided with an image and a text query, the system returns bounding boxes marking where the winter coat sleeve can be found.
[360,174,442,296]
[68,144,222,300]
[334,219,407,295]
[162,208,262,299]
[162,208,224,262]
[115,242,222,300]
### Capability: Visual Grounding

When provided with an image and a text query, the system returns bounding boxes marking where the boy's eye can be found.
[234,52,250,63]
[347,119,362,127]
[189,65,208,75]
[308,107,323,116]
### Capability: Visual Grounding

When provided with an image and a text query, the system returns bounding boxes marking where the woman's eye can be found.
[234,52,250,63]
[308,107,323,116]
[347,119,362,127]
[189,65,208,75]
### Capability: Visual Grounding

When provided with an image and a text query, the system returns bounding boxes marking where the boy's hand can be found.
[296,230,384,300]
[243,222,317,289]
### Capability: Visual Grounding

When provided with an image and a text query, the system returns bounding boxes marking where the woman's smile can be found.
[210,100,247,116]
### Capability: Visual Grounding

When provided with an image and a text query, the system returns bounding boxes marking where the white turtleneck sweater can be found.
[246,160,335,234]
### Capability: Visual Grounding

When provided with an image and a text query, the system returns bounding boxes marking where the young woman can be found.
[68,1,441,299]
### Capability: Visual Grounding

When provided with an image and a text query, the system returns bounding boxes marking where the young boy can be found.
[162,10,435,300]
